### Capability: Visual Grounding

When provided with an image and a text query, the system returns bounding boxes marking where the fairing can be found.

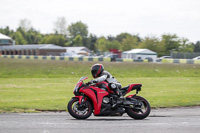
[79,86,109,115]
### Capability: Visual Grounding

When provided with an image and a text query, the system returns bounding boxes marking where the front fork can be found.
[74,95,86,105]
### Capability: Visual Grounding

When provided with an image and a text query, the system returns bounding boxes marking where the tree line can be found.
[0,18,200,56]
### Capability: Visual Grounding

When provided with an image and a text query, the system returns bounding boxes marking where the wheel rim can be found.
[71,101,90,116]
[131,98,148,115]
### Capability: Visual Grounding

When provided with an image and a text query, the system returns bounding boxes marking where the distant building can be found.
[0,33,13,46]
[63,47,91,56]
[122,49,157,62]
[0,44,66,56]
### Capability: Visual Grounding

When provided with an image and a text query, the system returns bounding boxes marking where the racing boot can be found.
[116,88,124,103]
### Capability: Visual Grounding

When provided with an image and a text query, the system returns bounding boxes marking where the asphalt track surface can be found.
[0,107,200,133]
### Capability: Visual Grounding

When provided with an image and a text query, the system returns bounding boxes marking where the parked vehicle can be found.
[192,56,200,60]
[145,57,153,62]
[156,56,172,62]
[60,52,84,57]
[105,54,119,58]
[67,77,151,119]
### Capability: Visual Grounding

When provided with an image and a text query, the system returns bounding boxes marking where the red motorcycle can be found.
[67,77,150,119]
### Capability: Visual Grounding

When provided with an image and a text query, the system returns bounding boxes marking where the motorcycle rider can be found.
[91,64,124,101]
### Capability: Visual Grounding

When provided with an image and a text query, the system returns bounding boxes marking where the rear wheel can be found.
[126,96,150,119]
[67,98,92,119]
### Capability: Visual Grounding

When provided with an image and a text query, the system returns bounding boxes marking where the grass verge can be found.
[0,58,200,112]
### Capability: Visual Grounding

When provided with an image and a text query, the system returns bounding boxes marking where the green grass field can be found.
[0,58,200,112]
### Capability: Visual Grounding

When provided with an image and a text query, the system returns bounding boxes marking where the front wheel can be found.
[126,96,151,119]
[67,98,92,119]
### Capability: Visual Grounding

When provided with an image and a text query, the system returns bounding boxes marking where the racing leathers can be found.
[92,70,124,100]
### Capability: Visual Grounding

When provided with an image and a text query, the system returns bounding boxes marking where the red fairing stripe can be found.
[96,65,101,77]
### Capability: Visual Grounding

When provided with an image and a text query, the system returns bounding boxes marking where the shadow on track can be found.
[70,118,150,121]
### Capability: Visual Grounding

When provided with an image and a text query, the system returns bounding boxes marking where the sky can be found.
[1,0,200,42]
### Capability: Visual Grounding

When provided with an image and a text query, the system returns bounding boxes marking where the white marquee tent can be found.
[122,49,157,62]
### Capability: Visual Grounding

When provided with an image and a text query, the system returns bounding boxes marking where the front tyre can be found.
[67,98,92,119]
[126,96,151,119]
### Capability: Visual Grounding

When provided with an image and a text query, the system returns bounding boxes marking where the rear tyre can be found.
[67,98,92,119]
[126,96,150,119]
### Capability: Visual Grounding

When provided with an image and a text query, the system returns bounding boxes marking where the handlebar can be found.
[86,80,93,85]
[86,80,97,86]
[86,82,91,86]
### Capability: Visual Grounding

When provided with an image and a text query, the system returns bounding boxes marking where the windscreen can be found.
[78,77,88,82]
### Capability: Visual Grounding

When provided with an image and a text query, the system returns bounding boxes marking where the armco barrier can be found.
[2,55,200,64]
[0,55,149,63]
[162,59,200,64]
[194,60,200,64]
